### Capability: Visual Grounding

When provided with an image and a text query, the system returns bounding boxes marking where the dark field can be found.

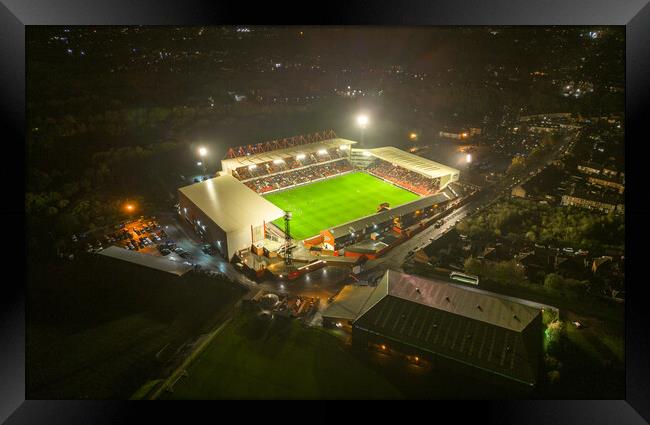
[26,253,246,399]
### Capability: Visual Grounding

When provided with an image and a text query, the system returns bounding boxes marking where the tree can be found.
[464,257,483,276]
[544,273,564,290]
[507,155,525,174]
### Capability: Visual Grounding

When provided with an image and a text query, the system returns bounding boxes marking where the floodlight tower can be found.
[357,114,369,147]
[283,211,293,266]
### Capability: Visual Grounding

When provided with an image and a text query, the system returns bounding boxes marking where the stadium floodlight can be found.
[362,150,372,157]
[273,159,284,164]
[466,153,472,163]
[296,153,306,160]
[318,149,327,155]
[357,114,369,146]
[197,161,202,166]
[198,146,208,157]
[248,164,257,170]
[357,114,369,128]
[340,145,349,150]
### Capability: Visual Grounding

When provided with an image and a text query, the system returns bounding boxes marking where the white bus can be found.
[450,271,480,286]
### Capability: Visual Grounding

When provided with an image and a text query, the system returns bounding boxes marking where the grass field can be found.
[165,311,403,399]
[264,172,420,240]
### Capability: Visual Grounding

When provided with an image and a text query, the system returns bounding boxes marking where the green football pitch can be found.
[264,172,420,240]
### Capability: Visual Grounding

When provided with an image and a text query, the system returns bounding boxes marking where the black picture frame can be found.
[2,0,649,423]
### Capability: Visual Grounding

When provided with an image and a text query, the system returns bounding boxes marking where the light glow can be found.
[296,153,306,160]
[357,114,369,128]
[318,149,327,155]
[198,147,208,157]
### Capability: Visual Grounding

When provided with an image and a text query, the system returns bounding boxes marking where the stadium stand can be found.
[244,159,353,193]
[366,158,441,195]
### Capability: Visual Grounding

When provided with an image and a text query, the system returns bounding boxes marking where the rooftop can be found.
[362,146,460,179]
[221,138,356,172]
[98,246,193,276]
[178,174,285,232]
[375,270,541,332]
[353,270,544,386]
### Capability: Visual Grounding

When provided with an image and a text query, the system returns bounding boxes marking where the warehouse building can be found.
[325,270,544,387]
[177,174,285,260]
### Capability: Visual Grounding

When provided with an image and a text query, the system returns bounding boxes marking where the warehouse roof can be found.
[98,246,193,276]
[376,270,540,332]
[364,146,460,179]
[353,270,543,386]
[221,138,356,172]
[321,284,388,321]
[178,174,285,232]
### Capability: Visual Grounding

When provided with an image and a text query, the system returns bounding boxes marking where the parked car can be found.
[160,248,171,256]
[134,228,141,235]
[127,243,135,250]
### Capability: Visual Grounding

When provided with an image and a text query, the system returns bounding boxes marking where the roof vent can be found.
[445,296,450,302]
[513,314,520,321]
[476,304,482,311]
[415,287,421,293]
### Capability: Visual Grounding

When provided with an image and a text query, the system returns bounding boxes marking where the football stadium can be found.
[178,130,460,261]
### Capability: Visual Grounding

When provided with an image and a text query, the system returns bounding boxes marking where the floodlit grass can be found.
[166,312,403,399]
[264,172,420,240]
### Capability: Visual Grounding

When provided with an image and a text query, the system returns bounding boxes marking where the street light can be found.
[357,114,369,146]
[198,147,208,157]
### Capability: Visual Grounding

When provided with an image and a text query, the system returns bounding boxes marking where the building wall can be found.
[178,190,230,257]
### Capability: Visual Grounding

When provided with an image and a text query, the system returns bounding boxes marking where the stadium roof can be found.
[98,246,193,276]
[221,138,356,171]
[327,187,456,238]
[353,270,543,385]
[364,146,459,179]
[178,174,284,232]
